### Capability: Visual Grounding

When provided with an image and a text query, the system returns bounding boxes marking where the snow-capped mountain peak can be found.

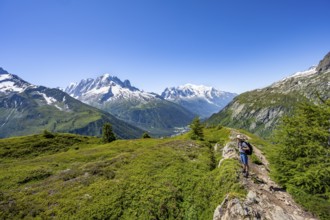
[64,73,196,136]
[65,73,156,104]
[0,67,72,111]
[162,84,230,100]
[287,66,317,79]
[0,68,31,93]
[0,67,9,75]
[178,84,215,96]
[271,66,318,88]
[161,83,237,118]
[102,73,111,80]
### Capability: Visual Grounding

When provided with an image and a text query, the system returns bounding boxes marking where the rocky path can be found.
[213,130,317,220]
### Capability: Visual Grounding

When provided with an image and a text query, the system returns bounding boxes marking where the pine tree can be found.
[102,123,116,143]
[272,100,330,219]
[142,132,151,139]
[189,117,204,140]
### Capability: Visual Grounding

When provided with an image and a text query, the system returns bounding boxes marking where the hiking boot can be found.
[244,172,249,178]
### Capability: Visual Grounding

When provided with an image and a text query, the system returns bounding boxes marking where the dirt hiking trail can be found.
[213,130,318,220]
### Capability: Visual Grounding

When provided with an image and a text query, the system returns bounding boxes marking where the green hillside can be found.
[0,87,144,139]
[0,128,245,219]
[233,100,330,220]
[102,98,196,137]
[206,52,330,139]
[207,72,329,138]
[1,119,329,219]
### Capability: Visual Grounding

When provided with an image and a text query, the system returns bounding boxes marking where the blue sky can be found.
[1,0,329,94]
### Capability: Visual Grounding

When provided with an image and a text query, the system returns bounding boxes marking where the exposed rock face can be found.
[214,189,317,220]
[65,74,195,137]
[316,51,330,73]
[217,138,238,167]
[161,84,237,118]
[207,52,330,138]
[0,68,144,139]
[213,131,318,220]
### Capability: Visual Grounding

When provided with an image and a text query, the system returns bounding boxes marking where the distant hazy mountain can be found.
[206,52,330,138]
[65,74,195,136]
[161,84,237,118]
[0,68,144,138]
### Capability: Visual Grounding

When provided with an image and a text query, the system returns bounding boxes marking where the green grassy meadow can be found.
[0,128,245,219]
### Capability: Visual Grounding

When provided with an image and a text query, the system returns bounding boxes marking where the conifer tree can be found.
[272,100,330,219]
[189,117,204,140]
[142,132,151,139]
[102,123,116,143]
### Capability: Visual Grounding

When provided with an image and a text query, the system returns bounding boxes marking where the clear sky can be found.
[1,0,329,94]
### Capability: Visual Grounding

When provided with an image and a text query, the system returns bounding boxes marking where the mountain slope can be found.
[0,68,144,139]
[0,127,319,219]
[206,52,330,138]
[65,74,195,136]
[0,128,244,219]
[161,84,237,118]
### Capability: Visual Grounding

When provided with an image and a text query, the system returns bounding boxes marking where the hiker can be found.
[237,134,249,177]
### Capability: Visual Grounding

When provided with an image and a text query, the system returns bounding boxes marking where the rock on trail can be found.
[213,130,317,220]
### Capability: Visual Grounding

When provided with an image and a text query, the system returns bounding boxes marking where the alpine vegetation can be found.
[206,52,330,138]
[0,68,144,139]
[0,127,245,219]
[271,100,330,219]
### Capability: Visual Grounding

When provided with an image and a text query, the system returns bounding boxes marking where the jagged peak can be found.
[98,73,119,84]
[0,68,13,82]
[162,83,230,99]
[288,65,317,78]
[0,67,9,75]
[164,84,208,94]
[102,73,111,79]
[178,83,213,91]
[96,73,117,82]
[316,51,330,73]
[270,66,318,88]
[123,79,131,88]
[0,68,34,93]
[83,73,137,91]
[64,73,146,101]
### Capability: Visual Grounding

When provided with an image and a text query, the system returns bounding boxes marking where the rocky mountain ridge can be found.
[65,74,143,102]
[316,51,330,73]
[0,68,32,94]
[161,84,237,118]
[65,74,196,136]
[0,69,144,138]
[206,52,330,138]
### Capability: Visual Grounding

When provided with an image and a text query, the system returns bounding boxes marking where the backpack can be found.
[243,141,253,155]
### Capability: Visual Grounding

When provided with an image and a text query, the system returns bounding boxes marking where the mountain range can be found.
[1,51,328,139]
[206,52,330,138]
[0,67,236,138]
[0,52,329,220]
[0,68,144,139]
[64,75,236,136]
[64,75,197,136]
[161,84,237,118]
